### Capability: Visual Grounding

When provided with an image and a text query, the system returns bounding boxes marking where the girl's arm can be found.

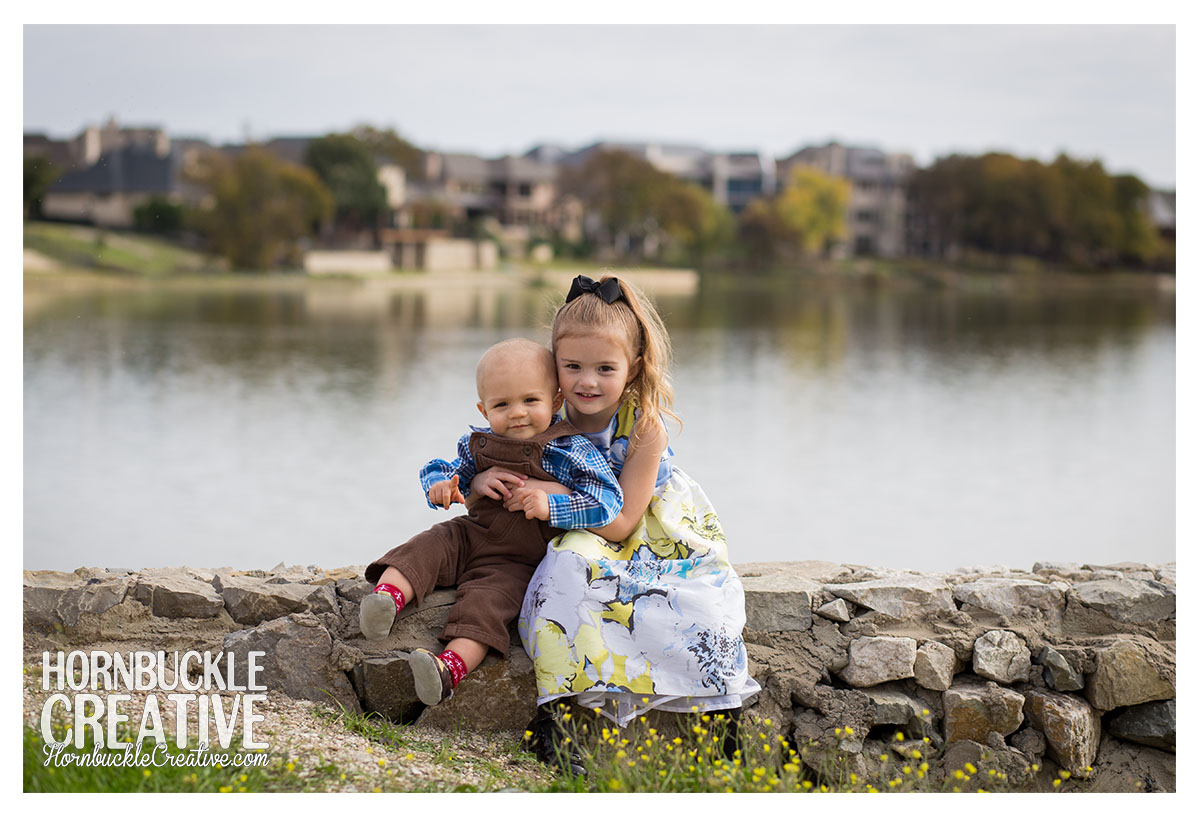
[586,416,668,542]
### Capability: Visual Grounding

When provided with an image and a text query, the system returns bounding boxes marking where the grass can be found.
[534,705,1093,794]
[23,221,215,277]
[24,693,1098,794]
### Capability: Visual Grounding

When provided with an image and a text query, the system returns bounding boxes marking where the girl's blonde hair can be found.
[551,275,679,435]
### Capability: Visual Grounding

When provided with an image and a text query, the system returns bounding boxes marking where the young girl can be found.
[471,274,760,772]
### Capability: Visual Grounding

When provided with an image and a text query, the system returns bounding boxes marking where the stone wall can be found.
[23,559,1175,792]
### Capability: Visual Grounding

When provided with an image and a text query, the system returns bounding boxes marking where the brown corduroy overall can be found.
[364,421,581,655]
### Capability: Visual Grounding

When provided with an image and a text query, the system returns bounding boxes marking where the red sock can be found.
[374,583,405,613]
[439,649,468,688]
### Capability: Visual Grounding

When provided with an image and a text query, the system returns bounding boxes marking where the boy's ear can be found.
[476,401,488,420]
[552,391,565,412]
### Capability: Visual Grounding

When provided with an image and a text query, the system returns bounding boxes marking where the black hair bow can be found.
[565,275,624,305]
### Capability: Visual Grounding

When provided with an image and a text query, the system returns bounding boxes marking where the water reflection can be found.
[23,275,1174,572]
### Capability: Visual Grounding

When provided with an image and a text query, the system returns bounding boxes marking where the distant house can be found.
[26,118,195,229]
[39,144,192,229]
[777,142,914,258]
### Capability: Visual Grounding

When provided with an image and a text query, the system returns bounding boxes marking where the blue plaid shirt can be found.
[419,420,623,530]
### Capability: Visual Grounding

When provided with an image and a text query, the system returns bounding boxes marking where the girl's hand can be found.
[470,467,526,500]
[503,478,569,512]
[512,487,551,521]
[427,475,465,509]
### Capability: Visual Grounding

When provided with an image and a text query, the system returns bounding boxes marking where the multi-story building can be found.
[561,140,775,214]
[777,142,914,258]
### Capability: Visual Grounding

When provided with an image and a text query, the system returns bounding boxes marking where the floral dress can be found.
[518,400,760,726]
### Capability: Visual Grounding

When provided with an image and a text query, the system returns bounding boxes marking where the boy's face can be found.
[476,357,563,440]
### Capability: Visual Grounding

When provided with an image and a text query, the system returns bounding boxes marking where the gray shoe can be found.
[359,591,397,641]
[409,648,454,706]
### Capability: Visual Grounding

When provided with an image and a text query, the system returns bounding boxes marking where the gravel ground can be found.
[23,653,552,793]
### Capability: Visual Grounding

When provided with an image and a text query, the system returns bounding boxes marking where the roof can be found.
[48,145,178,195]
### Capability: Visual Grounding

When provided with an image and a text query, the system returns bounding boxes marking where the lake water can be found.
[23,272,1176,573]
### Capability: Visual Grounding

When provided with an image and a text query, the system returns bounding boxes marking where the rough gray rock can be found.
[740,566,819,632]
[838,636,917,687]
[864,686,925,726]
[1022,687,1101,776]
[953,577,1066,619]
[24,571,136,630]
[336,577,375,604]
[972,630,1031,684]
[222,612,360,713]
[132,573,225,620]
[416,646,538,732]
[942,680,1025,743]
[814,598,852,622]
[349,656,424,723]
[215,574,339,625]
[736,560,852,584]
[1037,646,1084,692]
[1085,637,1175,711]
[825,575,955,619]
[1108,699,1175,752]
[1010,726,1046,762]
[1072,578,1175,623]
[913,641,956,691]
[940,737,1034,787]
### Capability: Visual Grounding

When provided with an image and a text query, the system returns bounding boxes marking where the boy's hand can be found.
[428,476,466,510]
[512,487,550,521]
[471,467,526,500]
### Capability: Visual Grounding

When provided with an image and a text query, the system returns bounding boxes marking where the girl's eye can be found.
[599,366,615,373]
[564,363,580,371]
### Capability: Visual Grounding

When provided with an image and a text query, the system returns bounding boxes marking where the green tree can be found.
[655,180,735,265]
[773,165,851,256]
[1110,173,1162,265]
[559,150,732,263]
[186,148,333,271]
[132,196,185,234]
[559,150,664,257]
[24,156,61,219]
[304,133,388,235]
[736,165,849,266]
[909,151,1162,269]
[352,124,425,181]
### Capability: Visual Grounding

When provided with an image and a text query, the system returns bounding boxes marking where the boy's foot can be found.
[524,702,587,777]
[359,592,398,641]
[408,648,455,706]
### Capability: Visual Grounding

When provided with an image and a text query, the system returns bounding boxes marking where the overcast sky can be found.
[23,24,1177,188]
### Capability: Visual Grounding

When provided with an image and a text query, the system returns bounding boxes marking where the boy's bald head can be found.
[476,338,557,398]
[475,338,562,439]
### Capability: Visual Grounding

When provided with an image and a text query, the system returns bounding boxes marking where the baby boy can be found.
[360,338,622,706]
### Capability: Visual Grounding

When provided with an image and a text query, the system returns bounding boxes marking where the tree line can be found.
[24,131,1170,273]
[908,153,1169,270]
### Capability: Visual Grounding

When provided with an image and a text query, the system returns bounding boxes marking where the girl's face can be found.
[555,331,639,432]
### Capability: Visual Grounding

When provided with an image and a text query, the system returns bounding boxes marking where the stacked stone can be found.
[737,560,1175,792]
[23,558,1175,791]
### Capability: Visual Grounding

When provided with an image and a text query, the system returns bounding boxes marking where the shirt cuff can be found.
[546,494,574,528]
